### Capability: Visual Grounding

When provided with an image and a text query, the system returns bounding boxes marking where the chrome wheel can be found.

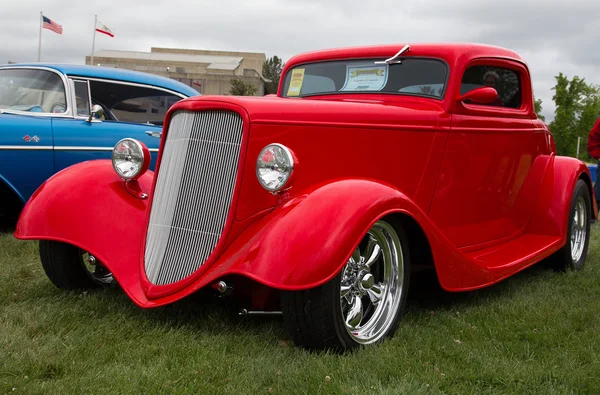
[571,196,587,262]
[340,220,404,344]
[80,250,114,286]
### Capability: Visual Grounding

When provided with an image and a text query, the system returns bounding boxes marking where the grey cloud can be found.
[2,0,600,121]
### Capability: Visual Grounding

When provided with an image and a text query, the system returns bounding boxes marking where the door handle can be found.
[145,131,161,138]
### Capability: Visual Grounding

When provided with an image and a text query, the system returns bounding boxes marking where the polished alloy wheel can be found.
[570,196,587,262]
[339,220,404,344]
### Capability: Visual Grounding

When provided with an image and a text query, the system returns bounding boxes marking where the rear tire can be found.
[39,240,114,290]
[280,219,410,351]
[549,179,591,271]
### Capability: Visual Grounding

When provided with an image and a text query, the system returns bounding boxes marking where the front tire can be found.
[550,179,592,271]
[39,240,115,290]
[280,219,410,351]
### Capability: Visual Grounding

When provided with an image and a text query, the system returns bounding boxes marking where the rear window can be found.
[281,58,448,99]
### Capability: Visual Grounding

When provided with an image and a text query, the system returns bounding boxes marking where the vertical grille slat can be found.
[144,110,244,285]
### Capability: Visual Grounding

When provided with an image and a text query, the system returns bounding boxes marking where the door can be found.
[52,78,184,172]
[0,67,65,201]
[428,60,549,248]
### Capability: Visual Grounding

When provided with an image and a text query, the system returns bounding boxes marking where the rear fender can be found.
[527,155,598,238]
[15,160,153,305]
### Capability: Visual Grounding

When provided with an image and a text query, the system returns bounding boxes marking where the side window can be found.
[0,68,67,114]
[461,65,522,109]
[88,79,182,126]
[110,94,181,125]
[72,80,90,117]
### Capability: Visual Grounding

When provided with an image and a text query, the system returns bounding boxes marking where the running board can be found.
[462,233,563,281]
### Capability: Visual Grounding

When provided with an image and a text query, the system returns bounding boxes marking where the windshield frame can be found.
[280,56,450,100]
[0,66,73,118]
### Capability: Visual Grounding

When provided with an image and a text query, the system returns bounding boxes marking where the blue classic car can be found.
[0,63,199,225]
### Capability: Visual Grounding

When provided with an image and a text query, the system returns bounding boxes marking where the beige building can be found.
[85,47,268,96]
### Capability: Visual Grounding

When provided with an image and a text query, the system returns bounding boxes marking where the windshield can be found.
[281,58,448,99]
[0,68,67,114]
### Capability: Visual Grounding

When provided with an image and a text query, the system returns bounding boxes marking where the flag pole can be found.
[91,14,97,65]
[37,12,42,62]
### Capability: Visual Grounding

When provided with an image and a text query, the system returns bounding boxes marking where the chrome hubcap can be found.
[340,220,403,344]
[81,250,114,285]
[570,196,587,262]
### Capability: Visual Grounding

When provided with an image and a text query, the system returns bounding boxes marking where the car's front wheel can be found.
[280,219,410,351]
[39,240,115,290]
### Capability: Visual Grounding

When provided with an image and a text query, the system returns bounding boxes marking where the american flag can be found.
[42,15,63,34]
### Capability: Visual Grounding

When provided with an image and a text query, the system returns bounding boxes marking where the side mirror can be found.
[87,104,104,122]
[458,87,499,105]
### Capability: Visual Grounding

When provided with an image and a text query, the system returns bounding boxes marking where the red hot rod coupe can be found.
[15,43,598,351]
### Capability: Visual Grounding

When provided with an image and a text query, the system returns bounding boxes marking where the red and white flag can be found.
[95,20,114,37]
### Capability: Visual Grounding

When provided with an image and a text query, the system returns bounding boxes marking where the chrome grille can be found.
[144,110,243,285]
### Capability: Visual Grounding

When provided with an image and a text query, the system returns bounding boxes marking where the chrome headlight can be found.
[256,143,294,192]
[112,138,150,180]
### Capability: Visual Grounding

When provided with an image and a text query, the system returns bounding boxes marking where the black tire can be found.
[0,184,24,231]
[280,219,410,352]
[549,179,592,271]
[39,240,114,290]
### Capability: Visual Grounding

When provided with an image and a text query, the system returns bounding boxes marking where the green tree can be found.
[534,97,545,121]
[262,56,284,94]
[548,73,600,158]
[229,79,257,96]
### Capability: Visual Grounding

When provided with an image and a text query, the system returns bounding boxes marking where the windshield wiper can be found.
[375,44,410,65]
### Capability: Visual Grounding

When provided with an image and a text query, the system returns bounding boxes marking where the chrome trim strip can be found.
[56,146,160,152]
[0,111,74,119]
[0,145,159,152]
[0,66,74,117]
[144,110,243,285]
[145,131,162,138]
[81,77,189,99]
[54,146,113,151]
[0,145,53,150]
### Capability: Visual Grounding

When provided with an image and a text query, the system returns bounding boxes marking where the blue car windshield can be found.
[0,69,67,114]
[281,58,448,99]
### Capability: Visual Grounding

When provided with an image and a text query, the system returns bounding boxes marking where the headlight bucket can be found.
[256,143,295,192]
[112,138,151,181]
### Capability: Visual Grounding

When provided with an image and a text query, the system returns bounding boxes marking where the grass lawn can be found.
[1,225,599,394]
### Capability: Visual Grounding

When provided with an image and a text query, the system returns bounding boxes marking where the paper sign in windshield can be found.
[287,68,305,96]
[341,65,388,92]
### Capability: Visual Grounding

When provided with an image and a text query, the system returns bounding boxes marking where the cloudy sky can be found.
[3,0,600,121]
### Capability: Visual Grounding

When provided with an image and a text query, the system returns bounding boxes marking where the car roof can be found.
[0,63,200,97]
[284,42,525,69]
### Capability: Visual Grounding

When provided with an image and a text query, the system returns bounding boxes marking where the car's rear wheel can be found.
[280,219,410,351]
[550,179,592,271]
[39,240,115,290]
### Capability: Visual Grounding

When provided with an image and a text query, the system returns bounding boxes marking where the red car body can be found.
[14,43,598,315]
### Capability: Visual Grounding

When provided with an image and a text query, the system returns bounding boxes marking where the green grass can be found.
[1,225,599,394]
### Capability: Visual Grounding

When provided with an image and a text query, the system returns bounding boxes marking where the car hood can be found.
[176,95,446,128]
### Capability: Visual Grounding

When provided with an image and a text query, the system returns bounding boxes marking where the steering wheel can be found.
[50,102,67,113]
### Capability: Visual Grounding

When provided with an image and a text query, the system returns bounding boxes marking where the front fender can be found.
[209,179,420,291]
[15,160,154,305]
